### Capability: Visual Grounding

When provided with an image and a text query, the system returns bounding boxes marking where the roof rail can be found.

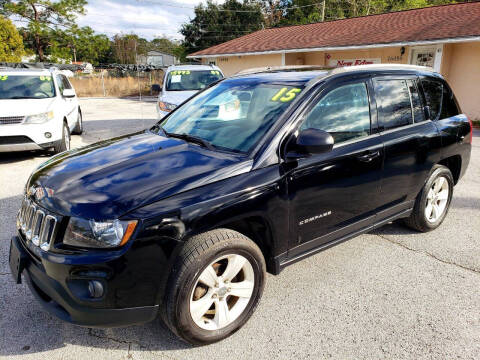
[329,63,434,75]
[169,62,202,67]
[235,65,332,76]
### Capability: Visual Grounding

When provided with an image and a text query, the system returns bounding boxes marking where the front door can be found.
[56,74,77,128]
[287,79,384,258]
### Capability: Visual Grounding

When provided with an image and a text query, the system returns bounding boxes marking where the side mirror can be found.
[151,84,161,95]
[424,105,431,120]
[287,128,334,159]
[62,88,76,98]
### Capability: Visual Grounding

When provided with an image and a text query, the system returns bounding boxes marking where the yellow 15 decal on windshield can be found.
[0,75,8,81]
[271,87,301,102]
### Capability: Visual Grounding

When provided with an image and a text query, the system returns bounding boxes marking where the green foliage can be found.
[2,0,87,61]
[180,0,264,55]
[260,0,457,27]
[0,15,24,62]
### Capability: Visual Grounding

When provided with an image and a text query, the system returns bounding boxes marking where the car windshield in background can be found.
[0,75,56,99]
[165,70,223,91]
[157,77,306,153]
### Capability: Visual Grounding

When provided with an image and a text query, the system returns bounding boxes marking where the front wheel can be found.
[162,229,266,345]
[404,165,454,232]
[52,122,70,154]
[72,109,83,135]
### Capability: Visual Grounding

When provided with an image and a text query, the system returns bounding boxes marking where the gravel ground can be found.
[0,98,479,360]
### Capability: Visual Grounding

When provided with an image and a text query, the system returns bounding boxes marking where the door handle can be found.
[356,150,380,162]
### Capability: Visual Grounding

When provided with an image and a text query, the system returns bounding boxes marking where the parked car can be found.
[156,64,224,118]
[10,65,472,345]
[0,67,82,153]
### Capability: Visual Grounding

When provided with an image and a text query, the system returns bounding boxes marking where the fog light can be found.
[88,280,104,298]
[44,132,52,138]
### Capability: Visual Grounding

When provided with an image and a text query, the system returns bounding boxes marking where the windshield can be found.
[0,75,56,99]
[157,77,306,153]
[165,70,223,91]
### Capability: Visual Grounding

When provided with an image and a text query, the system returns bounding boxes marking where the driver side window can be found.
[56,75,65,94]
[300,82,371,144]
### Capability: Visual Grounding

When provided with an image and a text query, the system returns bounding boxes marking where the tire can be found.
[404,165,454,232]
[72,109,83,135]
[53,122,70,154]
[162,229,266,345]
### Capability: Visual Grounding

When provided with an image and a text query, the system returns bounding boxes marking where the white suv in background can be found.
[156,64,224,119]
[0,67,82,154]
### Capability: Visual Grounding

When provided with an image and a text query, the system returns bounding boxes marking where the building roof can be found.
[188,2,480,58]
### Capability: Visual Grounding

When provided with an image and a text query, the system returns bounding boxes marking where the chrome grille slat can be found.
[17,197,58,250]
[0,116,24,124]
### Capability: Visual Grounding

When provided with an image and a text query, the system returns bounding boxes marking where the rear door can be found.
[287,77,384,257]
[373,76,441,219]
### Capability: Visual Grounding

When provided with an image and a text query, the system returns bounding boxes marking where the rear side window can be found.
[421,79,459,120]
[374,79,413,130]
[407,80,425,123]
[300,82,371,144]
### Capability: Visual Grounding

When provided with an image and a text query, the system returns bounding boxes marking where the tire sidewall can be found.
[173,242,265,344]
[77,111,82,132]
[63,123,70,150]
[417,166,454,230]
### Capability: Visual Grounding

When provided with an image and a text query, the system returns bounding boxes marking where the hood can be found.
[0,98,56,117]
[28,131,251,219]
[161,90,198,106]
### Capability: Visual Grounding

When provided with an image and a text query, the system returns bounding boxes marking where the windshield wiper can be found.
[167,132,216,151]
[8,96,41,99]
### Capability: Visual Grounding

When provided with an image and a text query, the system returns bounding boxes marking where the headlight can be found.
[24,111,54,124]
[64,217,138,248]
[159,101,177,112]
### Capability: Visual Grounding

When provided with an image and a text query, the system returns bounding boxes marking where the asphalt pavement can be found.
[0,98,479,360]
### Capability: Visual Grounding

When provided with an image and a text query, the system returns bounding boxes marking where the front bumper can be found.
[0,121,62,152]
[0,136,54,152]
[9,235,159,327]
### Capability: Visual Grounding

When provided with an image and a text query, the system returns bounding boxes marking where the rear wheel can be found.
[162,229,266,345]
[404,165,454,232]
[53,122,70,154]
[72,109,83,135]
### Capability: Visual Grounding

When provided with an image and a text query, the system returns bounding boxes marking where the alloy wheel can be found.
[190,254,255,331]
[64,124,70,150]
[425,176,449,223]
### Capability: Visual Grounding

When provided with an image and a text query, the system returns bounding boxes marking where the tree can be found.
[64,26,112,65]
[111,34,149,64]
[0,15,24,62]
[181,0,264,55]
[2,0,86,61]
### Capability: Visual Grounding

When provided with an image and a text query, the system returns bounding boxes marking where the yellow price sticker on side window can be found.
[271,87,301,102]
[0,75,8,81]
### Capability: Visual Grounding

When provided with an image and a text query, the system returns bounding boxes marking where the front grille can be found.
[0,116,24,124]
[0,136,33,145]
[17,197,59,251]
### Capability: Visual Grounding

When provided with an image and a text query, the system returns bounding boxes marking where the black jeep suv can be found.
[10,65,472,344]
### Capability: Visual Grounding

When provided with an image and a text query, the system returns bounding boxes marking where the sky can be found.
[76,0,218,40]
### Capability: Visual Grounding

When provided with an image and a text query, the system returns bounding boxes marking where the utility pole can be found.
[321,0,326,22]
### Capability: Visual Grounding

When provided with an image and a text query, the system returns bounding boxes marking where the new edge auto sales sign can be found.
[328,58,381,67]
